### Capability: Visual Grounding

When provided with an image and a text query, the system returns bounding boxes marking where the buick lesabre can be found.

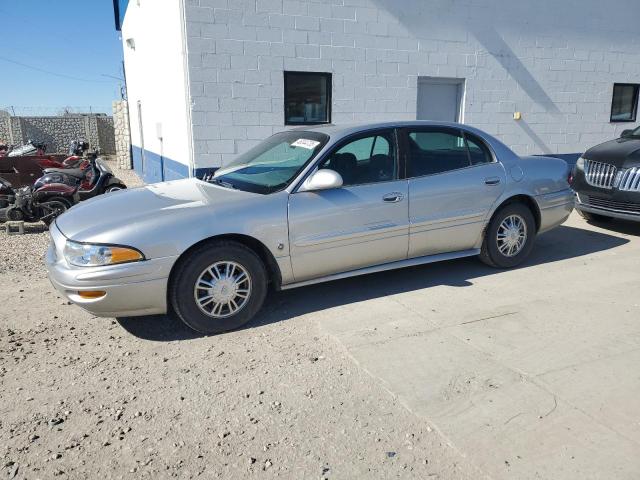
[46,122,574,334]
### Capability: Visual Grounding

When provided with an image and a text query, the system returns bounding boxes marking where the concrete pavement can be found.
[303,212,640,479]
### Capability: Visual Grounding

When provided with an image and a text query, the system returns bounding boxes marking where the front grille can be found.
[584,159,617,189]
[616,167,640,192]
[581,194,640,215]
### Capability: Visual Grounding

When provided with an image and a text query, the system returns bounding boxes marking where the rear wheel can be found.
[169,241,268,335]
[40,197,71,226]
[578,210,612,223]
[105,184,126,193]
[479,203,536,268]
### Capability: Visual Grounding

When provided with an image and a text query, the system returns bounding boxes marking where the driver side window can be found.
[319,132,397,187]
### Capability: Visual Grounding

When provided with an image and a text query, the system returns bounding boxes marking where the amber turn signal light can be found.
[78,290,106,299]
[109,247,144,264]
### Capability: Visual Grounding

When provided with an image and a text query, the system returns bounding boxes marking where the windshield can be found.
[211,131,329,194]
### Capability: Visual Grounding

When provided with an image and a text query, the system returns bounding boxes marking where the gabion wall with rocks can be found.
[112,100,132,169]
[0,115,115,154]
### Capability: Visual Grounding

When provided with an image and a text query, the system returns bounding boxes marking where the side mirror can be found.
[621,129,633,138]
[299,169,343,192]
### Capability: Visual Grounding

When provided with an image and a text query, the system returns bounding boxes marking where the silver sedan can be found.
[46,122,574,334]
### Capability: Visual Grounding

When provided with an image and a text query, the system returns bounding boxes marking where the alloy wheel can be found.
[193,261,252,318]
[496,214,527,257]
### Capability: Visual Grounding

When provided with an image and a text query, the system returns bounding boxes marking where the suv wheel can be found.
[169,241,268,334]
[479,203,536,268]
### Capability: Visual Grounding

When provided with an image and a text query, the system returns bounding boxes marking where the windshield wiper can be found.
[211,178,237,190]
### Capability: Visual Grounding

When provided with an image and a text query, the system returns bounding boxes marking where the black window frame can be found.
[399,127,496,179]
[284,71,332,126]
[610,83,639,123]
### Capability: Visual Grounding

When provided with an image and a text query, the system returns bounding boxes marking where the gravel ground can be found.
[0,161,477,479]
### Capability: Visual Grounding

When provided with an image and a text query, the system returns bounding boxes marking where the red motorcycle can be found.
[38,140,89,169]
[0,176,78,226]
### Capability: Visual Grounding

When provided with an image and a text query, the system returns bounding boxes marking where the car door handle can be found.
[382,192,404,203]
[484,177,501,185]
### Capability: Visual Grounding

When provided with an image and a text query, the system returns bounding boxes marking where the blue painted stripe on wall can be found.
[131,145,190,184]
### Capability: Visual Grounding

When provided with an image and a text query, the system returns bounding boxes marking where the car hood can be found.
[55,178,259,244]
[584,137,640,168]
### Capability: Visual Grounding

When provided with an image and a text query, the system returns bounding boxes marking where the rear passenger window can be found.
[407,130,468,177]
[406,129,492,177]
[465,134,492,165]
[319,132,397,186]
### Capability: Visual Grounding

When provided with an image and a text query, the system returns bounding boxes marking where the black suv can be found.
[572,126,640,222]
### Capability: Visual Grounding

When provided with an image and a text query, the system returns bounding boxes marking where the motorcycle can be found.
[35,139,89,170]
[37,151,126,200]
[0,177,78,226]
[7,140,47,157]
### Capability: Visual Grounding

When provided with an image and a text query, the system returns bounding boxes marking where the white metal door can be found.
[417,78,464,122]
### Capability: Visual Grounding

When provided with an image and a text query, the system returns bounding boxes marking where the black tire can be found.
[40,197,71,226]
[105,184,126,193]
[578,210,612,223]
[479,203,536,268]
[169,240,268,335]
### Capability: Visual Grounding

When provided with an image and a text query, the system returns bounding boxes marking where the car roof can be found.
[295,120,473,137]
[290,120,520,166]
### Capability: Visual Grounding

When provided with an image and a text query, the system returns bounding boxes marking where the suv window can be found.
[406,129,492,177]
[319,132,397,186]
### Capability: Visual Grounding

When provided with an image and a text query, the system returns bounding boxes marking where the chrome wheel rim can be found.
[194,261,251,318]
[496,214,527,257]
[107,186,122,192]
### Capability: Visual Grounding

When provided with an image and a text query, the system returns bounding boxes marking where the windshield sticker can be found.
[291,138,320,150]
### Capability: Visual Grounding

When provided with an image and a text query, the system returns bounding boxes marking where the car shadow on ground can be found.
[582,217,640,237]
[117,224,629,341]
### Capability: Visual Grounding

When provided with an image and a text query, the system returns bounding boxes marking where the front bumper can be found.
[575,193,640,222]
[45,223,178,317]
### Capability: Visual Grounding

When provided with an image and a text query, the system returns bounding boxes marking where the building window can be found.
[610,83,639,122]
[284,72,331,125]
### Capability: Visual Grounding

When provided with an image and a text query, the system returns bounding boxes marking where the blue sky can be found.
[0,0,123,115]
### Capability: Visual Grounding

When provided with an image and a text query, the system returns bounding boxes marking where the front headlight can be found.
[63,240,144,267]
[576,156,585,170]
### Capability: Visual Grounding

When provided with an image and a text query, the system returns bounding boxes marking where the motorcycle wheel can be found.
[40,198,71,226]
[106,184,126,193]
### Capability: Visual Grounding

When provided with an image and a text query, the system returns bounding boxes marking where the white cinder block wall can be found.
[184,0,640,173]
[121,0,193,183]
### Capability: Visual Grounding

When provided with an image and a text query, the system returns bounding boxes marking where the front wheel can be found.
[479,203,536,268]
[40,197,71,226]
[169,241,268,335]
